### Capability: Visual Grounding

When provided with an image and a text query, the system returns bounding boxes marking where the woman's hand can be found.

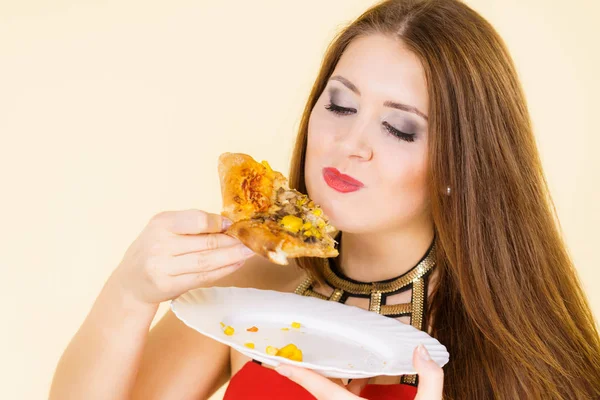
[110,209,254,305]
[275,344,444,400]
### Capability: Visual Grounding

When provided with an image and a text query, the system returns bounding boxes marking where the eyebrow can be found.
[330,75,361,95]
[329,75,428,121]
[384,101,428,121]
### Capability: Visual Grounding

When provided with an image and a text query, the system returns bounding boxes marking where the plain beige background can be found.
[1,0,598,399]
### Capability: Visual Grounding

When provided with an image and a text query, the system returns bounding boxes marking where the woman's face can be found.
[305,34,431,234]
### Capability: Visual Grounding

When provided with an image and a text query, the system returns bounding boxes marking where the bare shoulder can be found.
[213,255,307,293]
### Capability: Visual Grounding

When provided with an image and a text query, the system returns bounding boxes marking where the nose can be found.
[338,117,374,161]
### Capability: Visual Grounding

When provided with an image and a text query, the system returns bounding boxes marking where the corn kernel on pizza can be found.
[218,152,338,265]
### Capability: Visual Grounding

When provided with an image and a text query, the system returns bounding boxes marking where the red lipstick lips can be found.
[323,167,364,193]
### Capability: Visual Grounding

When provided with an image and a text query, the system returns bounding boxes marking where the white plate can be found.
[170,287,449,379]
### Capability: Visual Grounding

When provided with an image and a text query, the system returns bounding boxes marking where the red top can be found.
[224,362,418,400]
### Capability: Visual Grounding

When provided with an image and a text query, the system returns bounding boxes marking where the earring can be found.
[446,186,452,195]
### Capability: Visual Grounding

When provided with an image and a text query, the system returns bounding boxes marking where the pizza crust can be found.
[227,219,339,265]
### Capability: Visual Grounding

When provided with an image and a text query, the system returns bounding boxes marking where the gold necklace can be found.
[294,239,437,386]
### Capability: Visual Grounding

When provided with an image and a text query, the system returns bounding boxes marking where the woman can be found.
[49,0,600,399]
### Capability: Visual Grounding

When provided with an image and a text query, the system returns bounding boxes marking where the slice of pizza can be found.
[218,152,338,265]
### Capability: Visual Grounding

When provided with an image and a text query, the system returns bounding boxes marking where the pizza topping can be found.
[276,344,303,362]
[263,343,304,362]
[253,179,333,243]
[241,169,272,213]
[280,215,303,233]
[270,189,331,243]
[223,326,235,336]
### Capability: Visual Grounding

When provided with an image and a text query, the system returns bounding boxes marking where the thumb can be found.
[414,344,444,400]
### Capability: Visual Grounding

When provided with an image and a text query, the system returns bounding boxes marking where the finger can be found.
[157,209,231,235]
[346,378,369,396]
[414,344,444,400]
[275,365,362,400]
[170,233,241,256]
[173,260,245,291]
[168,243,254,275]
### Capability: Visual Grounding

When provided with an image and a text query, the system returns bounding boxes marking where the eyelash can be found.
[324,102,356,115]
[324,102,416,143]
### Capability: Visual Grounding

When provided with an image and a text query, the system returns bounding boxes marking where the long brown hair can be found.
[289,0,600,398]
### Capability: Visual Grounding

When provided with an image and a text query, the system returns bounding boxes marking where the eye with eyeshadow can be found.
[382,121,416,143]
[324,88,357,116]
[324,98,417,143]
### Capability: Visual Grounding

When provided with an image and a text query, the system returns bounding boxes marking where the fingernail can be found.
[276,366,291,377]
[418,344,432,361]
[222,218,233,230]
[242,245,254,256]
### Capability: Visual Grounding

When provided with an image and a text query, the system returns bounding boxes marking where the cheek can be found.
[307,107,337,151]
[304,114,322,193]
[306,110,335,174]
[377,147,430,214]
[391,155,427,188]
